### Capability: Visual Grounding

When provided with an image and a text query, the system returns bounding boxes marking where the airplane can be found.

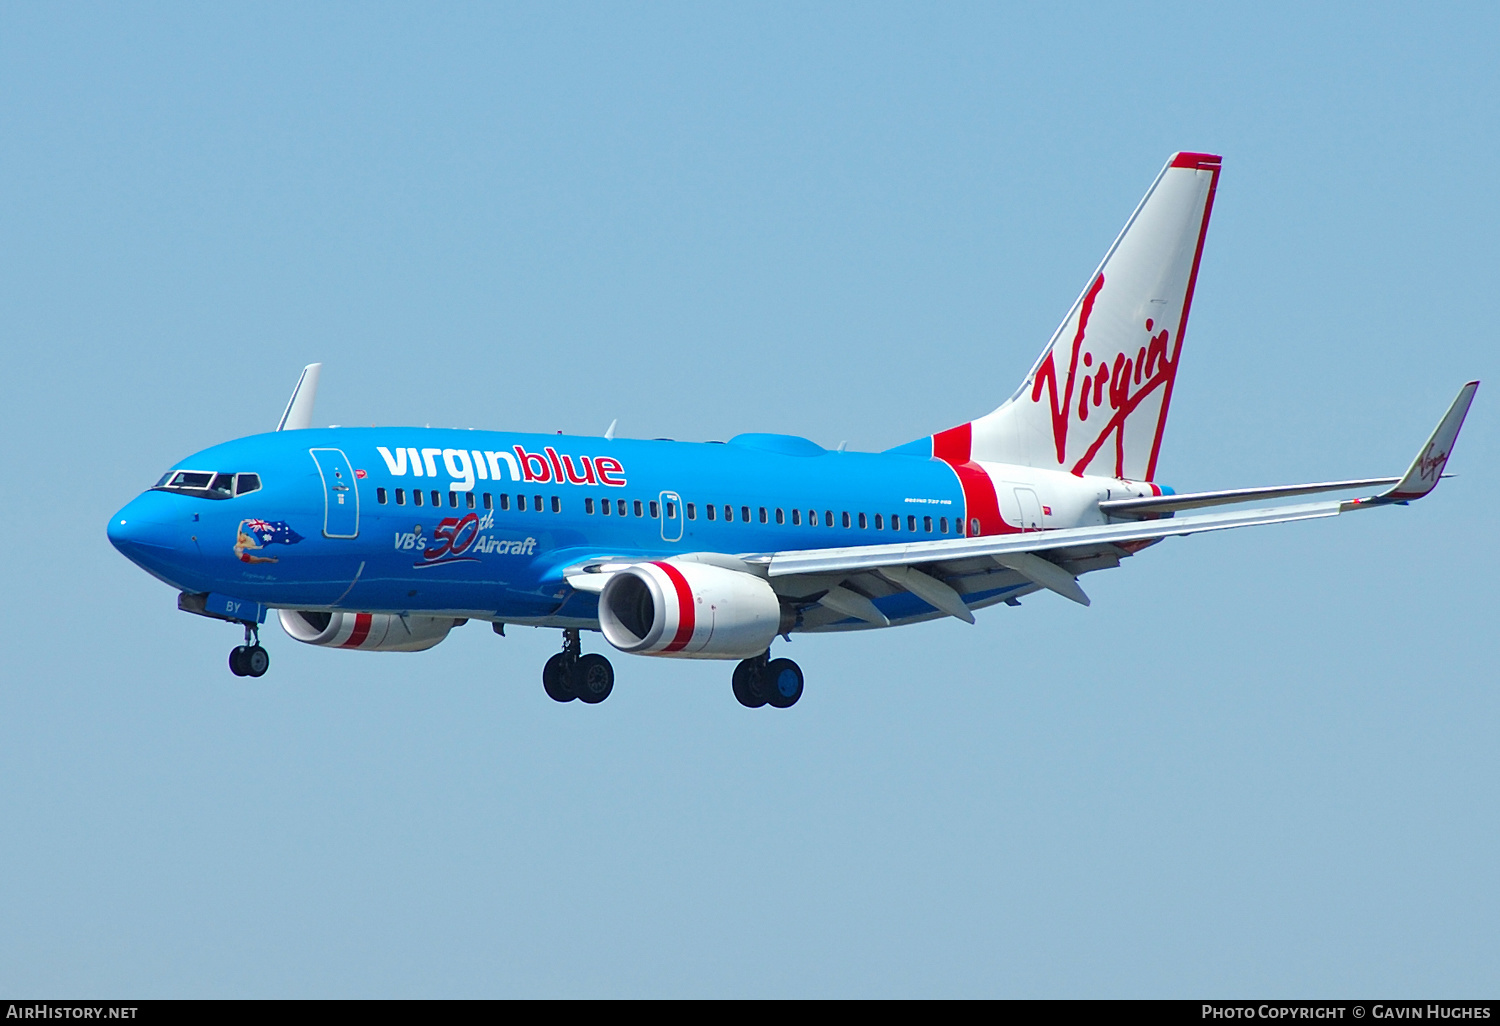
[108,152,1478,709]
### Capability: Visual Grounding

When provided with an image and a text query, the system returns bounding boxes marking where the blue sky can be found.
[2,3,1496,997]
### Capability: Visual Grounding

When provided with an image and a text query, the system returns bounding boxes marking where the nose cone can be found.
[108,491,189,566]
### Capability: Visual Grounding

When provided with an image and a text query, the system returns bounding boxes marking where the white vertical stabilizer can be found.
[966,153,1220,481]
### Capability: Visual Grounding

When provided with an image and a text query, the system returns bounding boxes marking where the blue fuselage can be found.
[109,428,978,626]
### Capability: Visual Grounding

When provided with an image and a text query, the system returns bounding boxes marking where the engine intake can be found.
[278,609,457,652]
[599,561,783,659]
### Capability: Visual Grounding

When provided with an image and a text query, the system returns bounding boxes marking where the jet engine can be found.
[278,609,457,652]
[598,560,785,659]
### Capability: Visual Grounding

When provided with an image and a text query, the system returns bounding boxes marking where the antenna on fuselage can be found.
[276,363,322,431]
[604,418,617,441]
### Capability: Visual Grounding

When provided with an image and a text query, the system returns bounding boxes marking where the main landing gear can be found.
[732,652,803,709]
[229,621,269,678]
[543,628,615,704]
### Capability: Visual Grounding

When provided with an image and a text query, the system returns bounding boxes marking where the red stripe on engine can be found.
[341,613,372,648]
[652,562,696,652]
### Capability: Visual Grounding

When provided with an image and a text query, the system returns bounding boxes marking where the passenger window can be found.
[650,500,660,518]
[466,493,475,509]
[858,512,867,529]
[724,505,733,522]
[585,497,595,514]
[841,512,850,528]
[940,516,948,534]
[483,493,493,510]
[874,514,882,529]
[923,516,932,532]
[791,509,800,526]
[808,510,817,525]
[824,511,833,527]
[634,500,643,517]
[517,495,526,511]
[706,504,716,521]
[395,488,406,505]
[775,508,784,525]
[534,495,543,511]
[741,506,750,522]
[759,507,768,524]
[552,496,562,513]
[601,498,611,515]
[907,516,916,532]
[616,499,626,516]
[377,487,388,504]
[414,490,424,507]
[686,503,696,520]
[891,514,900,532]
[666,501,676,518]
[970,518,980,536]
[235,473,261,495]
[449,491,458,507]
[431,490,441,507]
[499,493,510,511]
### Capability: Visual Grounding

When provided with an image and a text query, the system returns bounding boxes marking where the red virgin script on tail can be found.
[1028,273,1181,477]
[1418,443,1449,482]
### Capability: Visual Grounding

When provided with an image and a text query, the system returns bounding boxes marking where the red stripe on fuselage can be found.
[931,422,1013,536]
[652,562,696,652]
[341,612,372,648]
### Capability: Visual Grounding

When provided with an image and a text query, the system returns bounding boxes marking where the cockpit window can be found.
[153,470,263,500]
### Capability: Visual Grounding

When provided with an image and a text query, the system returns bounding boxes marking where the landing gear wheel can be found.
[229,646,250,677]
[244,645,270,677]
[543,653,576,702]
[764,658,803,708]
[732,658,769,708]
[574,653,615,704]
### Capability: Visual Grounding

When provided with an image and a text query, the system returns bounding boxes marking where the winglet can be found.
[276,363,322,431]
[1346,382,1478,508]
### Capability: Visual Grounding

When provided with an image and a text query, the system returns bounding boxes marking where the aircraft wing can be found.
[747,381,1478,619]
[560,383,1476,624]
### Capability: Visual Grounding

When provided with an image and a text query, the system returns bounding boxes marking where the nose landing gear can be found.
[229,622,270,678]
[543,628,615,704]
[732,652,803,709]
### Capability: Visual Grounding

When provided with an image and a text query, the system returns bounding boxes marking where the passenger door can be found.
[310,448,360,538]
[659,490,683,542]
[1014,487,1043,531]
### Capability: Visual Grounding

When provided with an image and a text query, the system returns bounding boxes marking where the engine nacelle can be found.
[599,560,784,659]
[278,609,457,652]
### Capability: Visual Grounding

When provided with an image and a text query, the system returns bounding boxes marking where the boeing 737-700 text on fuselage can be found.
[108,153,1478,708]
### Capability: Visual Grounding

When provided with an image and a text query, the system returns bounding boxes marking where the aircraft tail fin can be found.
[900,152,1221,482]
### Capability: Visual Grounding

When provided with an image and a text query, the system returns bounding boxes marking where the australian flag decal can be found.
[235,518,304,564]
